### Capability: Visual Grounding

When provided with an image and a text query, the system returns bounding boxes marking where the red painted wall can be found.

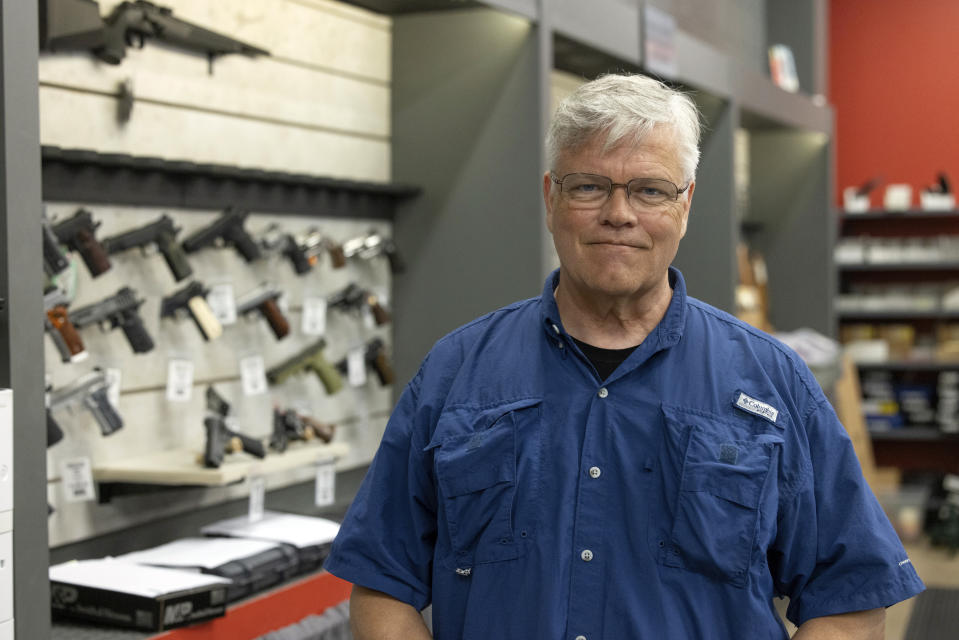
[829,0,959,207]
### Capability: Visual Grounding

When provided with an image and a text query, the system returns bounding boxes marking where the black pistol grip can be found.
[270,409,289,453]
[121,316,155,354]
[47,410,64,447]
[203,416,225,468]
[238,432,266,458]
[386,248,405,274]
[289,247,313,275]
[229,227,261,262]
[43,227,69,276]
[87,389,124,436]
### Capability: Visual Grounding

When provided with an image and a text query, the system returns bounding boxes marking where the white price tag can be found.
[166,359,194,402]
[248,476,265,523]
[353,387,371,432]
[207,283,237,325]
[104,368,122,408]
[315,460,336,507]
[361,306,376,330]
[347,347,367,387]
[301,297,327,336]
[239,355,267,396]
[60,457,96,503]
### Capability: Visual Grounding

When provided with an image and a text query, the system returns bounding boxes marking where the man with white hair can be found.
[325,73,924,639]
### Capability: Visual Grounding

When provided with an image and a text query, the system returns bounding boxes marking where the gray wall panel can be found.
[392,9,546,388]
[674,100,738,312]
[551,0,641,64]
[747,130,834,335]
[649,0,766,75]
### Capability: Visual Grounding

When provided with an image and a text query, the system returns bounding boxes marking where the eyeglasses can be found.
[551,172,690,208]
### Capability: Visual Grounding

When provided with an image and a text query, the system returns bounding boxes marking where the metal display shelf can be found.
[870,428,959,441]
[856,361,959,372]
[842,209,959,222]
[871,428,959,473]
[42,146,421,219]
[838,310,959,321]
[838,262,959,272]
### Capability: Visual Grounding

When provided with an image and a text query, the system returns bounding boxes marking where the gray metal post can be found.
[0,0,50,637]
[673,99,739,312]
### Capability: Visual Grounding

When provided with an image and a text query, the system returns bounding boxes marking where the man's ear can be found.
[543,172,555,233]
[679,180,695,238]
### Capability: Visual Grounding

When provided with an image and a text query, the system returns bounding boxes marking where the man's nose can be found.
[602,184,636,226]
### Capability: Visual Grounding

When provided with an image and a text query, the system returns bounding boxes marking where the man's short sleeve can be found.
[323,370,436,611]
[769,398,924,626]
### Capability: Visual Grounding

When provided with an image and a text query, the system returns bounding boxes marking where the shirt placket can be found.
[564,380,611,640]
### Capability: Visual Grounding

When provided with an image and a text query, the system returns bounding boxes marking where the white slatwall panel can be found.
[45,205,395,546]
[39,0,391,181]
[40,0,395,546]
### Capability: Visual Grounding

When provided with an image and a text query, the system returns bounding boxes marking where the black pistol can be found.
[328,283,391,326]
[202,386,265,468]
[336,338,395,386]
[236,284,290,340]
[51,208,112,277]
[70,287,154,354]
[269,407,335,453]
[160,281,223,341]
[102,214,193,281]
[181,207,262,263]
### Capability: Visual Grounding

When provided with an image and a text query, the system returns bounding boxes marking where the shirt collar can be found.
[540,266,688,349]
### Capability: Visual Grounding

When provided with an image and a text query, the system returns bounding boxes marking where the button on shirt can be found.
[325,268,924,639]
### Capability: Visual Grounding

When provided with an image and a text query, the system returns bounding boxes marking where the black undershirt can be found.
[571,338,639,381]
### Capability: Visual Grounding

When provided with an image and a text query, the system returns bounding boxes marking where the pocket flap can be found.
[434,422,515,497]
[683,428,783,508]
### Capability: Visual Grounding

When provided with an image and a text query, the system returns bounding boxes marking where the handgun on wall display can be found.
[50,208,112,277]
[44,286,88,363]
[303,227,347,269]
[854,176,883,197]
[924,172,953,195]
[42,210,70,277]
[327,283,391,326]
[181,206,262,263]
[266,339,343,394]
[159,281,223,341]
[70,286,154,354]
[336,338,395,387]
[102,214,193,281]
[41,0,270,72]
[202,386,266,468]
[47,368,123,437]
[235,283,290,340]
[258,223,344,276]
[269,407,335,453]
[202,415,267,468]
[341,230,405,274]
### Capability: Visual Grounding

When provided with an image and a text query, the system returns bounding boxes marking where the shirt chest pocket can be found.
[661,407,783,587]
[428,400,541,571]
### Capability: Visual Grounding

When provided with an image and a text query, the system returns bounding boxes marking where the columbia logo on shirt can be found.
[735,392,778,423]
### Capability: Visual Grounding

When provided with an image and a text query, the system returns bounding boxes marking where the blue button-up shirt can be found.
[325,268,924,639]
